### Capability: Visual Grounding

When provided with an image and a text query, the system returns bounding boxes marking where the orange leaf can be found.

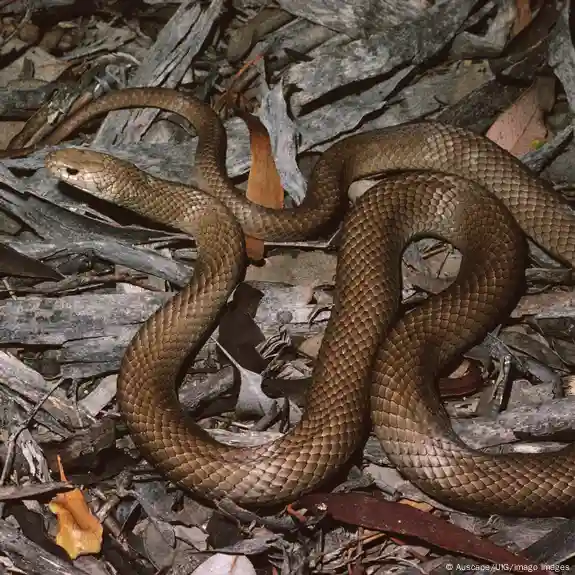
[48,456,103,560]
[238,111,284,261]
[486,77,555,157]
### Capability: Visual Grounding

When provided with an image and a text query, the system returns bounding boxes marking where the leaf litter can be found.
[0,0,575,574]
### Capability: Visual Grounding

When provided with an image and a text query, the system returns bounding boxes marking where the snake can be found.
[33,87,575,517]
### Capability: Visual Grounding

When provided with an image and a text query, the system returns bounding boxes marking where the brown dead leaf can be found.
[0,243,63,280]
[238,110,284,261]
[513,0,533,37]
[299,493,543,573]
[48,456,103,560]
[438,359,484,398]
[486,77,555,156]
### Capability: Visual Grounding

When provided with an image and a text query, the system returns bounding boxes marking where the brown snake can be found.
[35,87,575,516]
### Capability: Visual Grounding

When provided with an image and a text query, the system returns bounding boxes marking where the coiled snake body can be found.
[40,88,575,516]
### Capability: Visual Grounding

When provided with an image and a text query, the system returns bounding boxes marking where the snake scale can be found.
[34,87,575,516]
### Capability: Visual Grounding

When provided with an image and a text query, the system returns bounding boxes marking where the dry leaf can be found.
[48,456,103,560]
[191,553,257,575]
[0,242,62,280]
[486,77,555,156]
[300,493,541,573]
[239,111,284,261]
[513,0,533,36]
[398,498,434,513]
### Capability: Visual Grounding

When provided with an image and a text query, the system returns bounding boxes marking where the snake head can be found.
[45,148,142,204]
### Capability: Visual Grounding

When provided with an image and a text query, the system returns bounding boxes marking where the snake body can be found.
[42,88,575,516]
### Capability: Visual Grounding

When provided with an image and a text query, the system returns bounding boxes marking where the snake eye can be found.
[65,167,79,176]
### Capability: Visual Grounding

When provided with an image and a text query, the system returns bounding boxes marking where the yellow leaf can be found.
[398,498,435,513]
[48,456,103,560]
